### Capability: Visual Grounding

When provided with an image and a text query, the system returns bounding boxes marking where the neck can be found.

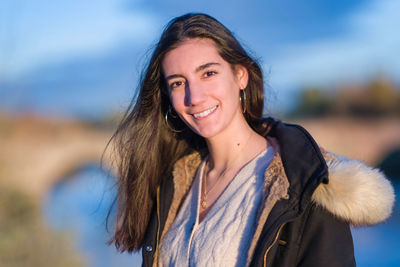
[205,118,266,172]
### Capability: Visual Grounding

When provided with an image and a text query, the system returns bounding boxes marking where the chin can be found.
[183,116,227,139]
[191,124,224,139]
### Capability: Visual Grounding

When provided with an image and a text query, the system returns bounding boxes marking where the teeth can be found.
[194,106,217,118]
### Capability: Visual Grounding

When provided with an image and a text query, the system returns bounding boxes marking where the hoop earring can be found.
[239,89,247,114]
[165,106,184,133]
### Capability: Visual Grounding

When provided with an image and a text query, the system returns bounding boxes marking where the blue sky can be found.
[0,0,399,118]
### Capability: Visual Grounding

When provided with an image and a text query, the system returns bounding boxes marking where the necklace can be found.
[200,132,252,209]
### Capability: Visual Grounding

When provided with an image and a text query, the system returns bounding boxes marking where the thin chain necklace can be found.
[200,132,252,209]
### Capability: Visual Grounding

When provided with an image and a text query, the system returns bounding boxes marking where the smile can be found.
[193,105,218,119]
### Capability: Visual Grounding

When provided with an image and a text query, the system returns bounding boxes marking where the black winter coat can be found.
[141,119,394,267]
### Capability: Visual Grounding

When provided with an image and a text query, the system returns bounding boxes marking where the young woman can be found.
[109,13,394,267]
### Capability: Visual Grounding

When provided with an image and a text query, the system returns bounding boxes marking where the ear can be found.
[234,65,249,89]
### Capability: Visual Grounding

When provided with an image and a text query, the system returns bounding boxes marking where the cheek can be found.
[221,80,241,104]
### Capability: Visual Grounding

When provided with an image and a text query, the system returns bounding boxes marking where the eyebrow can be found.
[165,74,185,81]
[195,62,221,73]
[165,62,221,81]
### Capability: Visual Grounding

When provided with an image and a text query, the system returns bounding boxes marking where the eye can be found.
[203,70,217,78]
[170,80,184,89]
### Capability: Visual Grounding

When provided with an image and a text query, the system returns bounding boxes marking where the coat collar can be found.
[155,137,290,267]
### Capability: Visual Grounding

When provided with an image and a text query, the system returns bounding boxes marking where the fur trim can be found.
[313,153,395,226]
[153,152,202,267]
[246,137,289,266]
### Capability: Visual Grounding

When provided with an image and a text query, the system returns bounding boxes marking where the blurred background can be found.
[0,0,399,266]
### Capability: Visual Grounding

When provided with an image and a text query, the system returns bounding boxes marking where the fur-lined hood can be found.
[314,151,394,226]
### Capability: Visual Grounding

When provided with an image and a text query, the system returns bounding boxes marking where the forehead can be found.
[162,38,226,75]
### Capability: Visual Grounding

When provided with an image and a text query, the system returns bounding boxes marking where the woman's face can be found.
[162,38,248,139]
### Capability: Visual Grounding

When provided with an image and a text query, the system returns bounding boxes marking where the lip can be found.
[192,105,218,120]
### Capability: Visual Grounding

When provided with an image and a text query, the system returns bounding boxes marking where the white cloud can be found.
[269,0,400,91]
[0,1,160,78]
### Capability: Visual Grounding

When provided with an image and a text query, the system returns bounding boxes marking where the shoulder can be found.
[264,117,395,226]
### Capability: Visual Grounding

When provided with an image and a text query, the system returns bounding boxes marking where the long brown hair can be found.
[109,13,267,252]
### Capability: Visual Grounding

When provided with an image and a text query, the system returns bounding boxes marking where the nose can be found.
[184,80,207,106]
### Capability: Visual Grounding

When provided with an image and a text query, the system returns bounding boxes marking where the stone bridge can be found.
[0,116,114,199]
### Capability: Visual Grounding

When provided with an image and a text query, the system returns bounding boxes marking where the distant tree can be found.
[294,88,332,117]
[290,75,400,118]
[379,149,400,179]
